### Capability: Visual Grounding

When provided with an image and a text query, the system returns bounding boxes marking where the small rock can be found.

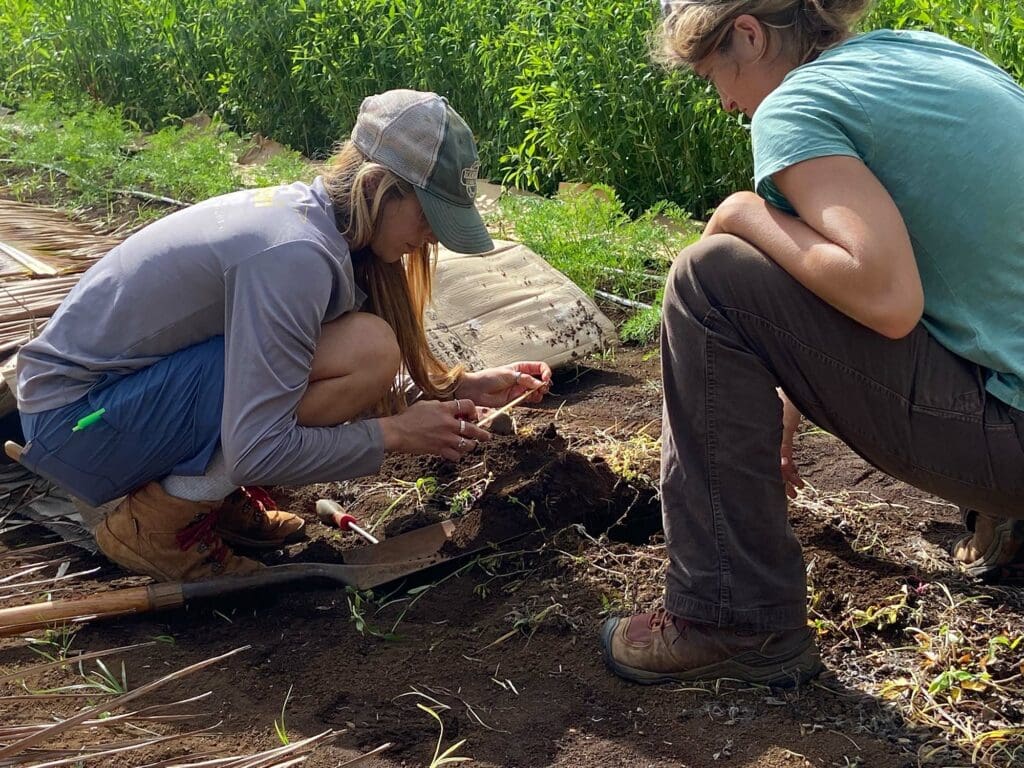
[486,411,515,435]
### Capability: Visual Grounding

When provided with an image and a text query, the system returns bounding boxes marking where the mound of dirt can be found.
[380,423,657,555]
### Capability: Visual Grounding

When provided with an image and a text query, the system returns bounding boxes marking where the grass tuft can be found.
[493,186,698,343]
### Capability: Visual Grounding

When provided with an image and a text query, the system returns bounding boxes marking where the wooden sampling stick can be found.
[477,389,534,429]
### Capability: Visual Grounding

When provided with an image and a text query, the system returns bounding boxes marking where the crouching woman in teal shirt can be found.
[602,0,1024,686]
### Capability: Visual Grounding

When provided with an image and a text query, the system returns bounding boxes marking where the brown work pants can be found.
[661,234,1024,631]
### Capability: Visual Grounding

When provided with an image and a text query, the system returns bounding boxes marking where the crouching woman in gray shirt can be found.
[14,90,552,582]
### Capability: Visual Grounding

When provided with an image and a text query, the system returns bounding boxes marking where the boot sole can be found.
[599,619,824,688]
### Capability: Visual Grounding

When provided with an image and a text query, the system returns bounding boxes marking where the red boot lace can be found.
[175,508,228,563]
[240,486,275,514]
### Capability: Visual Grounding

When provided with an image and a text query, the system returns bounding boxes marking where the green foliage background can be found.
[1,0,1022,215]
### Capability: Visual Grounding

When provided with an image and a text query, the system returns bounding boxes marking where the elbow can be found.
[225,453,259,487]
[227,464,256,487]
[875,318,918,340]
[868,290,924,340]
[223,441,275,487]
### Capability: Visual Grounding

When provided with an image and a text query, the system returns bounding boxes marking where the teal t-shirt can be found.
[752,30,1024,410]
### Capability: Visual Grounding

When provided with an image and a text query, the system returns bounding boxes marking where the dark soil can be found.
[0,347,1004,767]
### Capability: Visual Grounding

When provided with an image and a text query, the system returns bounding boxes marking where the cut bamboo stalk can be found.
[594,289,653,310]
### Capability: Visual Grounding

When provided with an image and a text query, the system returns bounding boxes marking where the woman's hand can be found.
[454,361,552,407]
[378,398,490,461]
[779,390,804,499]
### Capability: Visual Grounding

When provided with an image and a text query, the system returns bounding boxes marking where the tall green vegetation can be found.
[1,0,1022,214]
[1,99,311,210]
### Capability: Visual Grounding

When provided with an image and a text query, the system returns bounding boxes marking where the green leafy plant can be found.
[2,0,1022,214]
[83,658,128,695]
[497,186,696,343]
[447,488,475,517]
[0,99,320,217]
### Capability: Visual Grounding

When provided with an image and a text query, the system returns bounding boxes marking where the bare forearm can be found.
[708,192,919,337]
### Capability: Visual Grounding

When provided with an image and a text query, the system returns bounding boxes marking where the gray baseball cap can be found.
[351,90,494,255]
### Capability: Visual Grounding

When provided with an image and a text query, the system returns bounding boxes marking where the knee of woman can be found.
[350,313,401,381]
[318,312,401,383]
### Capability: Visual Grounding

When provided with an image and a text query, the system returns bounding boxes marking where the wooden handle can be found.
[5,441,23,463]
[0,583,184,636]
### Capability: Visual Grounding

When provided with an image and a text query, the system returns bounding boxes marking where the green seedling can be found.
[345,587,396,641]
[417,704,470,768]
[370,476,437,533]
[28,657,129,697]
[26,625,79,662]
[479,601,566,652]
[273,684,293,746]
[848,590,909,631]
[448,488,475,517]
[81,658,128,695]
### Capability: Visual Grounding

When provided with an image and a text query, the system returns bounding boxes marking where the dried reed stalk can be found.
[0,642,157,685]
[0,646,249,759]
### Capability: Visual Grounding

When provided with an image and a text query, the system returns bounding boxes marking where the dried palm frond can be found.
[0,637,381,767]
[0,269,80,353]
[0,200,121,267]
[0,646,249,762]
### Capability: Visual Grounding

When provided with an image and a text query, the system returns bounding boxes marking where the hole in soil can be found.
[377,422,662,552]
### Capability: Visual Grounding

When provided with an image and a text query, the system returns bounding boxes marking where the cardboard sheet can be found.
[427,240,617,370]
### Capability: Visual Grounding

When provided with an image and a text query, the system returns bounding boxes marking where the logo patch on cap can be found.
[461,162,480,199]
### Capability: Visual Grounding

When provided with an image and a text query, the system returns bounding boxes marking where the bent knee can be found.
[314,312,401,382]
[666,234,780,312]
[669,234,760,285]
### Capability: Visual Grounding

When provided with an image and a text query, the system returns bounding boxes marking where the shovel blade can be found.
[337,520,457,589]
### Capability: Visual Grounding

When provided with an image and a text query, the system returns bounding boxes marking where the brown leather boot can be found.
[600,608,822,687]
[953,508,1024,581]
[94,482,263,582]
[213,487,305,549]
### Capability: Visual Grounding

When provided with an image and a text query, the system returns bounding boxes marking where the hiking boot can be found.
[952,508,1024,581]
[214,486,305,549]
[94,482,263,582]
[600,608,823,687]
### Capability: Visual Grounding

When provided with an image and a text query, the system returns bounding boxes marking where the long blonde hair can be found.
[321,141,462,414]
[658,0,872,68]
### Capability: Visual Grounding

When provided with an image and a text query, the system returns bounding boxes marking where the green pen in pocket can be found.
[72,408,106,433]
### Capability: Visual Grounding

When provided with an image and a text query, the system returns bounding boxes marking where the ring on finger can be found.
[514,370,522,385]
[459,419,466,435]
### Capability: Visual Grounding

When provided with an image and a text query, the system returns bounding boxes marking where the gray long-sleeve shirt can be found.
[16,178,386,485]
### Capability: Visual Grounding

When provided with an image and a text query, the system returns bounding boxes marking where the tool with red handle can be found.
[315,499,379,545]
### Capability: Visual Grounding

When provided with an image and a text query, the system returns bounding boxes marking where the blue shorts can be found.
[19,337,225,507]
